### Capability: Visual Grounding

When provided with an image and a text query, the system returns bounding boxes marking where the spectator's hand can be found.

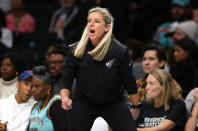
[0,120,8,131]
[61,97,72,110]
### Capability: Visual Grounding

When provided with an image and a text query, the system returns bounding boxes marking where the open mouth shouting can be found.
[89,29,95,36]
[90,29,95,33]
[88,29,96,39]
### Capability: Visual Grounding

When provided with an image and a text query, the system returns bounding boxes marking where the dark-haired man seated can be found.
[0,70,35,131]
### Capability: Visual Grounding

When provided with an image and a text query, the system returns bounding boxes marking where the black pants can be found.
[70,99,137,131]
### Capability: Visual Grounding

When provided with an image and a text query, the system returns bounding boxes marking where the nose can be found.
[144,59,150,65]
[89,21,94,27]
[50,63,55,68]
[173,51,177,57]
[145,84,149,91]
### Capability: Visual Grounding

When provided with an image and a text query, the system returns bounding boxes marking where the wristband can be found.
[190,114,198,119]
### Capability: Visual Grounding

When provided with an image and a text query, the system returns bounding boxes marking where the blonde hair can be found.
[74,7,114,61]
[147,69,177,111]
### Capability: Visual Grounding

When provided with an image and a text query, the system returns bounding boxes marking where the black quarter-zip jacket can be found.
[60,39,137,105]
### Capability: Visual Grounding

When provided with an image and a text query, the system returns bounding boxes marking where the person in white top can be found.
[0,53,25,98]
[0,70,35,131]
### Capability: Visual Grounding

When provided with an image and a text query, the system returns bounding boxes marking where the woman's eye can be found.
[33,84,40,88]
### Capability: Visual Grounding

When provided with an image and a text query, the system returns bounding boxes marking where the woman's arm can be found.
[137,119,176,131]
[60,89,72,110]
[49,100,70,131]
[185,103,198,131]
[185,88,198,131]
[59,45,77,110]
[119,47,138,96]
[119,47,140,120]
[129,93,140,120]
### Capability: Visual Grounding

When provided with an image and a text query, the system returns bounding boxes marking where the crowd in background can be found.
[0,0,198,131]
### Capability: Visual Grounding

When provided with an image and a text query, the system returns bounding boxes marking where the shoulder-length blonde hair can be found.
[147,69,178,111]
[74,7,114,61]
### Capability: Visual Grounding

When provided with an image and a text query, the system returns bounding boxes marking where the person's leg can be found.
[70,99,97,131]
[102,100,137,131]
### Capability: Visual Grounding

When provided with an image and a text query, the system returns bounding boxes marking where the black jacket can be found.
[60,39,137,105]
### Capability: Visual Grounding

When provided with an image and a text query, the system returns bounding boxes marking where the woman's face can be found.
[31,78,50,101]
[87,11,110,45]
[172,28,186,44]
[146,74,163,99]
[0,57,17,81]
[173,44,189,62]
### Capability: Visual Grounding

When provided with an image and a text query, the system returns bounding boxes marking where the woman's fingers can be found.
[61,98,72,110]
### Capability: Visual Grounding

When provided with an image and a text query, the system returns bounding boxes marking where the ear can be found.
[159,60,165,68]
[46,85,52,94]
[105,24,111,32]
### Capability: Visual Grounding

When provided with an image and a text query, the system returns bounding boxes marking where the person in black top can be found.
[133,69,186,131]
[169,37,198,98]
[60,7,139,131]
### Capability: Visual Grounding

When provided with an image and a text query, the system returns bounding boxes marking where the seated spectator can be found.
[169,37,198,98]
[44,43,67,64]
[6,0,35,35]
[133,69,186,131]
[48,45,68,94]
[185,87,198,131]
[49,0,86,44]
[29,65,69,131]
[137,42,182,101]
[0,53,27,98]
[154,0,192,47]
[0,8,13,49]
[0,70,35,131]
[172,20,198,44]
